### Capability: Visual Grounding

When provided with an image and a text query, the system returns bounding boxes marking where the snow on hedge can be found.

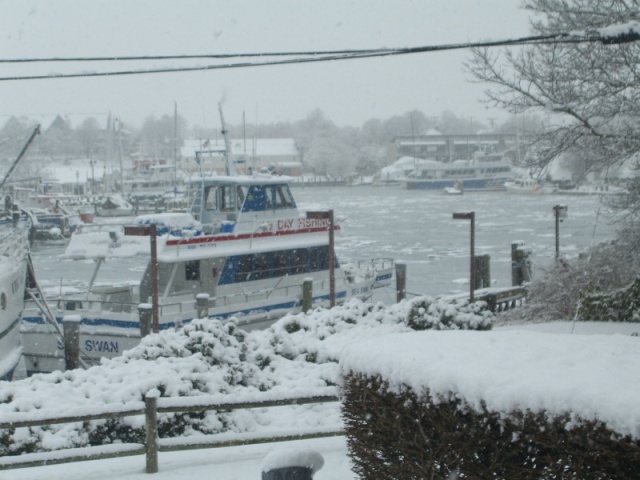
[340,330,640,439]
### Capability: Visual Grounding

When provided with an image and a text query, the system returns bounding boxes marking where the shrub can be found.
[406,296,493,330]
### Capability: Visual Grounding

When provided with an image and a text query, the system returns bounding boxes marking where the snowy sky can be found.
[0,0,531,129]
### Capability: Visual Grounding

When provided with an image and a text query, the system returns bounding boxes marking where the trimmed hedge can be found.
[342,373,640,479]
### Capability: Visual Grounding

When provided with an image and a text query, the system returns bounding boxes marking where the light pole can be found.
[89,159,96,196]
[553,205,568,261]
[453,211,475,302]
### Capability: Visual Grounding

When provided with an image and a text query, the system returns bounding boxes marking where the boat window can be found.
[242,185,264,212]
[185,260,200,281]
[220,185,236,212]
[253,253,269,280]
[310,246,330,271]
[290,249,307,274]
[235,255,253,282]
[273,187,285,209]
[272,251,288,276]
[276,185,296,208]
[265,186,275,210]
[236,186,247,210]
[204,186,217,210]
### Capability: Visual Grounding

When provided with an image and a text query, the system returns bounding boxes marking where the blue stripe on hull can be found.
[405,177,510,190]
[22,290,349,332]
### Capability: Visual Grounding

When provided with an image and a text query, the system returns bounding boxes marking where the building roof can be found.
[181,138,298,159]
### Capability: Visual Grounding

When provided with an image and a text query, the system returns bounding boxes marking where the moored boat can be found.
[0,126,39,380]
[95,193,134,217]
[0,207,30,380]
[403,153,513,191]
[21,108,394,375]
[504,178,551,194]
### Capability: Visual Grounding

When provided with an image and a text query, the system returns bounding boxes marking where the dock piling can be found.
[63,315,81,370]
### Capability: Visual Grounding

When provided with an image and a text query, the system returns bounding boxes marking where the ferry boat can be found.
[403,153,513,191]
[21,108,393,375]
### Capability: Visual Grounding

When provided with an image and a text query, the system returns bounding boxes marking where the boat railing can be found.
[49,277,347,318]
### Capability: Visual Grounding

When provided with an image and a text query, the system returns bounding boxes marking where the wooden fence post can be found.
[63,315,81,370]
[145,390,159,474]
[302,278,313,313]
[138,304,152,338]
[395,262,407,302]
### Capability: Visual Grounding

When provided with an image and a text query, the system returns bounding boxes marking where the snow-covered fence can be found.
[0,391,342,474]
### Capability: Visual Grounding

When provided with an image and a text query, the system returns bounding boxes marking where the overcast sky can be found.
[0,1,532,129]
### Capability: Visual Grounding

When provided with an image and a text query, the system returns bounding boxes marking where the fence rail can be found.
[0,392,342,473]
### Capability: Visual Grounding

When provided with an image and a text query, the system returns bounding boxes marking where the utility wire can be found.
[0,31,636,82]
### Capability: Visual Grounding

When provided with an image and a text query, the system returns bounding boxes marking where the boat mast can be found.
[173,101,178,195]
[0,124,41,190]
[218,103,235,176]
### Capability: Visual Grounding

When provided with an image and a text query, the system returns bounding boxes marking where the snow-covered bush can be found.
[406,296,493,331]
[499,228,640,323]
[577,277,640,323]
[0,296,491,456]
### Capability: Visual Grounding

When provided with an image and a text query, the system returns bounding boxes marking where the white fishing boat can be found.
[0,207,30,380]
[0,126,39,380]
[21,107,394,375]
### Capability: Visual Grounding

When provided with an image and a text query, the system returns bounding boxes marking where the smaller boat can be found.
[504,178,551,194]
[95,194,134,217]
[444,180,463,195]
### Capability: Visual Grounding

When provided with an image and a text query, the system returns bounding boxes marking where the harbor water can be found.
[29,185,617,302]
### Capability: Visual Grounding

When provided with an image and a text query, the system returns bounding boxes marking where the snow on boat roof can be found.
[340,330,640,439]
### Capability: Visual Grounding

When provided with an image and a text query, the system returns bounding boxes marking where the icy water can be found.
[29,185,616,302]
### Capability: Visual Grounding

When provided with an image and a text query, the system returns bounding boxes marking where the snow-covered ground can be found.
[1,298,639,479]
[2,437,354,480]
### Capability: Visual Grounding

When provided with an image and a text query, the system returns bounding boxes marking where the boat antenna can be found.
[218,103,235,176]
[0,124,41,190]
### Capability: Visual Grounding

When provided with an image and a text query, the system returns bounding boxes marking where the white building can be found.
[180,138,302,176]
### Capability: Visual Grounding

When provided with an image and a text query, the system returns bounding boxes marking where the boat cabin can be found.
[188,176,298,234]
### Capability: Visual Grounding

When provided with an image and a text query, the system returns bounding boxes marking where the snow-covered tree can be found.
[467,0,640,190]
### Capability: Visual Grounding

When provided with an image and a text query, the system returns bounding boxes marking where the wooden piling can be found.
[395,262,407,302]
[63,315,81,370]
[196,293,210,319]
[138,304,152,338]
[302,278,313,313]
[473,254,491,289]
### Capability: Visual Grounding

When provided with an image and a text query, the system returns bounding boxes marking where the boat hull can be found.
[405,177,510,191]
[21,274,376,375]
[0,221,28,380]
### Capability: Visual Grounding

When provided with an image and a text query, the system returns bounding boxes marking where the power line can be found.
[0,31,636,82]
